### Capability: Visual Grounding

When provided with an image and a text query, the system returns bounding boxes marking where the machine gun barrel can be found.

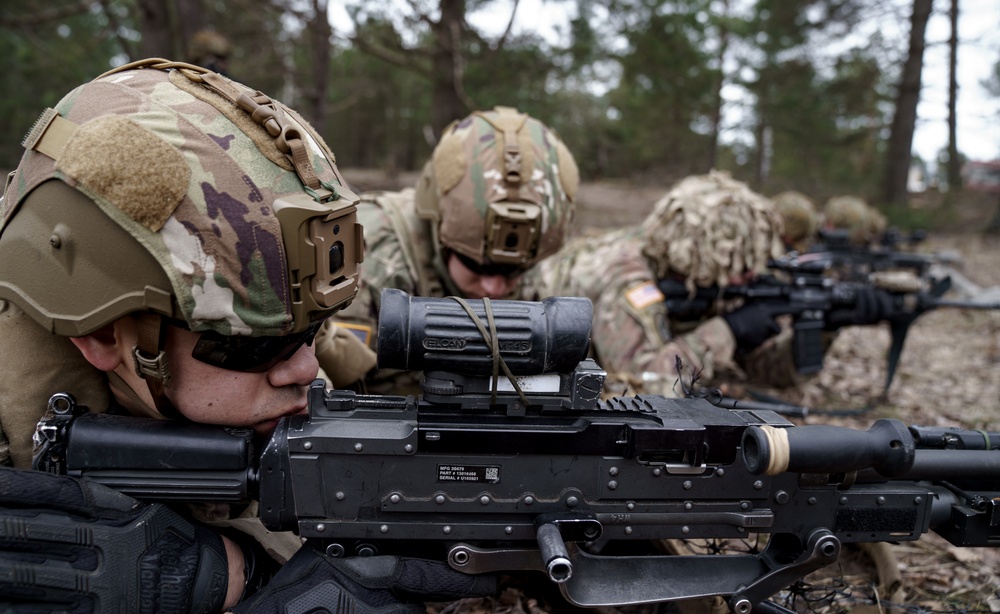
[742,420,915,477]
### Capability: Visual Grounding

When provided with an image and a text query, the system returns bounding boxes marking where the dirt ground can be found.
[343,168,1000,613]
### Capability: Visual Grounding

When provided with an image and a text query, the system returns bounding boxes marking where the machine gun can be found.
[658,254,1000,400]
[32,290,1000,613]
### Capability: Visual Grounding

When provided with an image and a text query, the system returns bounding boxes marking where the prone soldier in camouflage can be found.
[187,29,234,76]
[324,106,579,394]
[520,170,798,396]
[0,59,486,613]
[823,195,887,245]
[773,190,820,252]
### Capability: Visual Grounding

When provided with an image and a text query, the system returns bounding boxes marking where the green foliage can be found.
[984,55,1000,98]
[0,0,949,213]
[327,23,434,172]
[0,1,127,172]
[740,0,892,199]
[599,0,719,176]
[463,32,561,116]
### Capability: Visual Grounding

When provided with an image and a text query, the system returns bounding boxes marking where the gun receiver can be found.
[33,290,1000,612]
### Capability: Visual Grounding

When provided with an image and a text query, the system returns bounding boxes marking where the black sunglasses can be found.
[452,251,525,278]
[182,320,323,373]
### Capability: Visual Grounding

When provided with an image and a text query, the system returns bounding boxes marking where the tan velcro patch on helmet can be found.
[56,115,189,232]
[432,131,467,195]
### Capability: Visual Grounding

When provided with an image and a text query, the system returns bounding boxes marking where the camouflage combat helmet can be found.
[0,59,362,412]
[772,190,819,250]
[867,205,888,238]
[414,106,579,272]
[641,170,785,291]
[188,30,233,67]
[823,195,875,244]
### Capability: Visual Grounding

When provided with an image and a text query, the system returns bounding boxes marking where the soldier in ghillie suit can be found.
[322,106,579,394]
[823,195,887,245]
[520,170,798,396]
[773,190,820,252]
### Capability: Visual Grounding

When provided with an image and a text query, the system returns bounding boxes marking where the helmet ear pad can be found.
[0,179,177,336]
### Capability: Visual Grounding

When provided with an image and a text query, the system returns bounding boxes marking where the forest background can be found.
[2,0,1000,227]
[4,2,1000,608]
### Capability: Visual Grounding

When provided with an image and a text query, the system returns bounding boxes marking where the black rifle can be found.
[658,254,1000,401]
[803,227,955,281]
[32,290,1000,613]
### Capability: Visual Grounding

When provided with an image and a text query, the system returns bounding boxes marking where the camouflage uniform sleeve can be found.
[529,233,742,397]
[328,200,420,350]
[592,284,740,397]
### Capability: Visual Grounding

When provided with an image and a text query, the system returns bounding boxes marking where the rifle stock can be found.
[32,290,1000,612]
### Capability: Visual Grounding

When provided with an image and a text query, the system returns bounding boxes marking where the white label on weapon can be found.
[495,373,560,393]
[437,464,501,483]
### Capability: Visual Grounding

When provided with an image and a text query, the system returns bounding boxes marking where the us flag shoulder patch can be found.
[338,322,374,348]
[625,281,665,311]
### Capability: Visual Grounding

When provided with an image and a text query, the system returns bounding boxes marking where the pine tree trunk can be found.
[707,0,730,172]
[136,0,174,59]
[947,0,962,190]
[305,0,331,136]
[429,0,469,138]
[882,0,933,206]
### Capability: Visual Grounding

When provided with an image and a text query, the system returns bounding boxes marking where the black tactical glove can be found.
[825,286,897,330]
[722,302,783,353]
[231,543,498,614]
[0,466,229,614]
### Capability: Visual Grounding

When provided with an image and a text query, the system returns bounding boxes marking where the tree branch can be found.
[349,34,432,78]
[0,1,92,28]
[95,0,137,60]
[404,0,437,29]
[492,0,520,52]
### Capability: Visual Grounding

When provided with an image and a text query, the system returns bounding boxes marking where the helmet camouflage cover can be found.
[188,29,233,64]
[867,204,888,238]
[772,190,818,248]
[414,106,579,270]
[823,195,880,244]
[641,170,785,291]
[0,59,361,338]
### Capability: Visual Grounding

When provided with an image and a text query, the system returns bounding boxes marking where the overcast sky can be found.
[334,1,1000,164]
[917,0,999,163]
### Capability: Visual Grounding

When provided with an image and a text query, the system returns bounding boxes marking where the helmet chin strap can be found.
[126,312,185,421]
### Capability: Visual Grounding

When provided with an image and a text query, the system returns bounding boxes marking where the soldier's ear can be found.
[68,320,132,372]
